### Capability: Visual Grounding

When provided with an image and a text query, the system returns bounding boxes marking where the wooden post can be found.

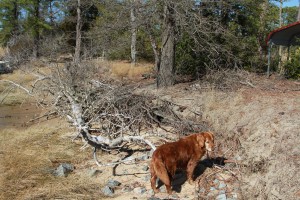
[287,45,290,61]
[267,42,272,77]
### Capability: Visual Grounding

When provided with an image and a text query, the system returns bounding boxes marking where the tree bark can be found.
[130,0,137,66]
[298,0,300,21]
[12,0,18,34]
[74,0,82,65]
[157,2,176,88]
[278,0,284,75]
[32,0,40,59]
[148,32,160,73]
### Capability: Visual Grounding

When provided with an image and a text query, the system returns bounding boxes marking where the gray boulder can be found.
[53,163,74,177]
[101,186,114,196]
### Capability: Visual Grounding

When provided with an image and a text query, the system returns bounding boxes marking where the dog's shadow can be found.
[157,157,226,193]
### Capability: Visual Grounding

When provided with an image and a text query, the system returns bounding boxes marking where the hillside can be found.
[0,65,299,200]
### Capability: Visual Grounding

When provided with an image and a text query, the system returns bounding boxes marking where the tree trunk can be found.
[148,33,160,73]
[278,0,284,75]
[297,0,300,21]
[257,0,268,62]
[12,0,18,34]
[157,3,176,88]
[130,0,137,66]
[74,0,82,65]
[32,0,40,59]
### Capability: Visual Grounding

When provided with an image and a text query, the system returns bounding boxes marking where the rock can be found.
[101,186,114,196]
[142,165,149,171]
[147,189,155,196]
[213,179,220,185]
[148,197,160,200]
[122,185,133,192]
[170,194,180,199]
[219,190,226,194]
[216,193,227,200]
[232,193,238,198]
[234,155,242,161]
[159,186,166,193]
[88,169,102,177]
[218,181,226,189]
[198,188,206,193]
[227,193,238,200]
[133,187,147,194]
[210,187,216,191]
[141,155,149,161]
[53,163,74,177]
[107,179,121,188]
[144,175,151,182]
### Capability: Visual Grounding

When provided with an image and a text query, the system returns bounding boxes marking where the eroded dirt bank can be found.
[138,78,300,199]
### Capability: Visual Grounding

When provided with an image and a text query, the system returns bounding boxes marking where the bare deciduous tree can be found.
[157,2,176,87]
[74,0,82,65]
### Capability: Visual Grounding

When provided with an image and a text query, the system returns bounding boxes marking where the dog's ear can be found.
[196,134,205,147]
[203,132,214,141]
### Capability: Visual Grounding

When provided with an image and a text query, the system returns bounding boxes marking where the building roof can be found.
[266,21,300,46]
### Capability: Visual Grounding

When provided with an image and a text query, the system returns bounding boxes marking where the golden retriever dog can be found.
[150,132,214,194]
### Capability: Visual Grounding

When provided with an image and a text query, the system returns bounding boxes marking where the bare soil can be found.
[0,66,299,200]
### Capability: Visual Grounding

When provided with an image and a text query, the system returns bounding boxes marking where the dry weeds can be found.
[0,47,5,59]
[110,60,153,80]
[0,119,104,200]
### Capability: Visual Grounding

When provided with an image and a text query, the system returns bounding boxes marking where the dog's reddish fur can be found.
[150,132,214,194]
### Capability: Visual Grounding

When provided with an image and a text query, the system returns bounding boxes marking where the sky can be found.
[283,0,299,7]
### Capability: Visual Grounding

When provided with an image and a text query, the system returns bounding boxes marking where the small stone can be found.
[210,187,216,191]
[122,186,133,192]
[141,155,149,160]
[101,186,114,196]
[144,175,151,182]
[88,169,102,177]
[147,189,155,196]
[218,181,226,189]
[232,193,238,198]
[107,179,121,188]
[53,163,74,177]
[216,193,227,200]
[213,179,220,185]
[198,188,205,193]
[219,190,226,194]
[133,187,147,194]
[234,155,242,161]
[227,193,238,200]
[142,165,149,171]
[148,197,160,200]
[159,186,166,193]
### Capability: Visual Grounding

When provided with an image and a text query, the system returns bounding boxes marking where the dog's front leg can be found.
[186,159,197,184]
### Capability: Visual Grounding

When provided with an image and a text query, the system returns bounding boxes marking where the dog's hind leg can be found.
[150,162,160,193]
[153,160,172,194]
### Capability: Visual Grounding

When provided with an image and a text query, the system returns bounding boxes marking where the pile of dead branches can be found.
[30,62,207,165]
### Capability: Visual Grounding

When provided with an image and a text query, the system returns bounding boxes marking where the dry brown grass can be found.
[110,61,153,80]
[0,47,5,59]
[0,70,36,105]
[0,119,104,200]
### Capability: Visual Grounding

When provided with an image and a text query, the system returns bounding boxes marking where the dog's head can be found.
[197,132,214,152]
[204,132,214,152]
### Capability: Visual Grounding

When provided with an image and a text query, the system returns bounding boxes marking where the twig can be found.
[0,79,34,96]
